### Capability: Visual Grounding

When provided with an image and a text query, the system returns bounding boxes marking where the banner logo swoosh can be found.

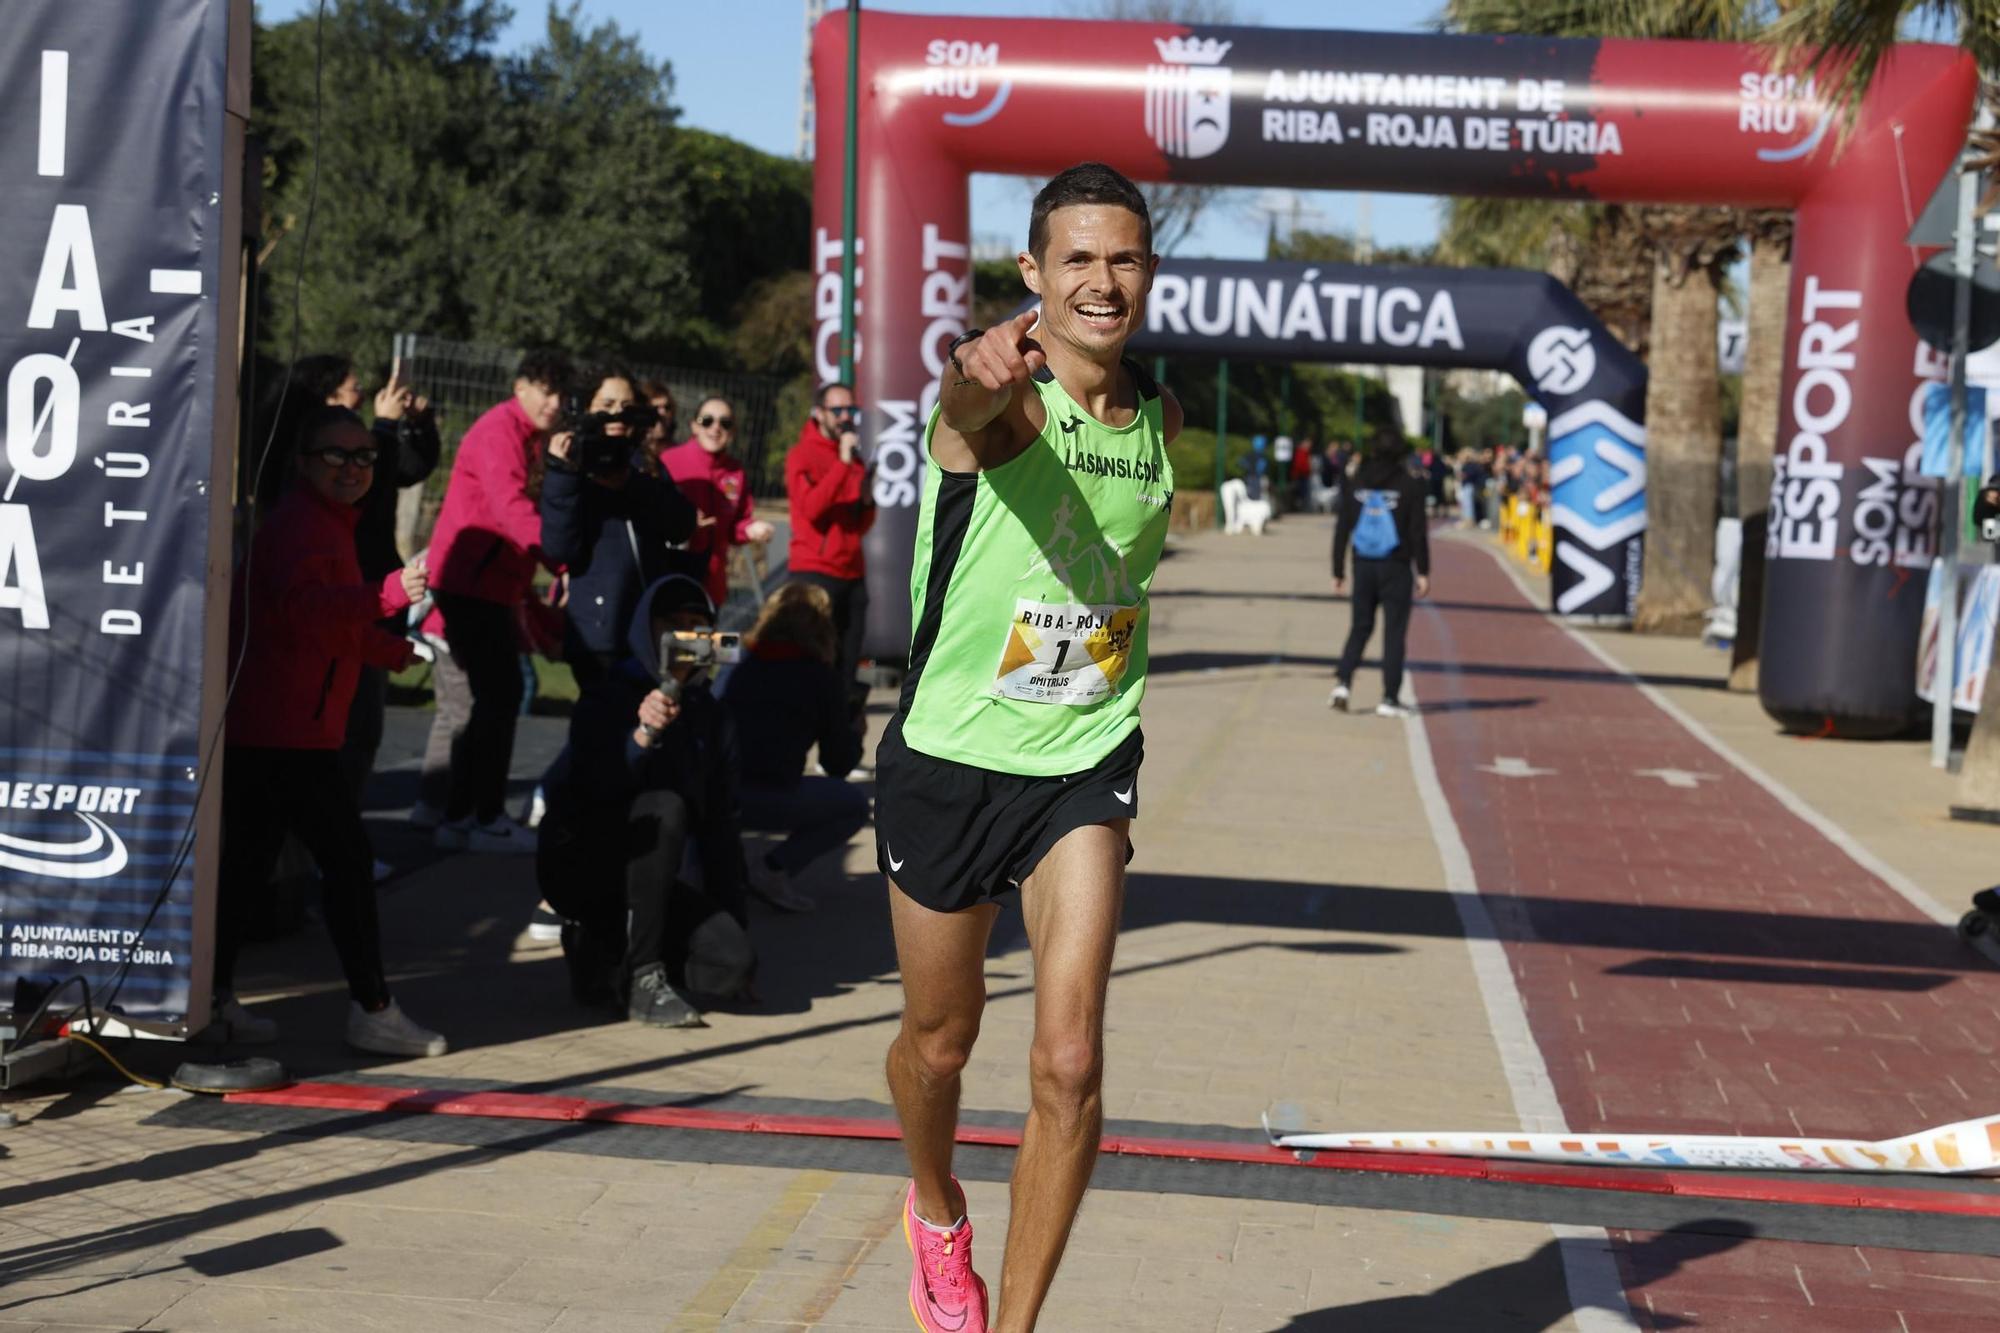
[0,813,130,879]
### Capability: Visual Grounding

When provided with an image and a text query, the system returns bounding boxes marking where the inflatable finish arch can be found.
[811,15,1976,735]
[1121,258,1647,617]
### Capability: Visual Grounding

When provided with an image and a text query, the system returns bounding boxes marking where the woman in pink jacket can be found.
[211,405,446,1056]
[660,396,775,610]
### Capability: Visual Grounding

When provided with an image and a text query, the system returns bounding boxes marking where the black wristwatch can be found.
[946,327,984,377]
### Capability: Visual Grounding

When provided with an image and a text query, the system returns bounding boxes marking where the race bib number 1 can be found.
[993,599,1138,705]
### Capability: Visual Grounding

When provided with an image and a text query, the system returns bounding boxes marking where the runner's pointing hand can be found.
[954,310,1047,392]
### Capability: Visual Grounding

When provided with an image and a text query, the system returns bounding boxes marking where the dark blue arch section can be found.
[1114,259,1648,619]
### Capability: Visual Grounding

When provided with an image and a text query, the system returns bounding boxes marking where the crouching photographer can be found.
[541,367,698,687]
[535,576,755,1029]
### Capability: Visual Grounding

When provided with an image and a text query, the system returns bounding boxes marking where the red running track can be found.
[1408,537,2000,1330]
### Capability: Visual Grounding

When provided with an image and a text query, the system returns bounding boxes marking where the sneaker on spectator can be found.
[1375,700,1414,719]
[467,819,536,855]
[522,784,547,829]
[433,817,471,851]
[748,858,816,914]
[346,999,447,1057]
[628,963,705,1029]
[527,901,563,943]
[1328,684,1350,712]
[192,995,277,1045]
[409,799,446,830]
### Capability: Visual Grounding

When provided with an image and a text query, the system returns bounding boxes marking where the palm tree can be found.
[1727,208,1794,691]
[1442,0,1764,634]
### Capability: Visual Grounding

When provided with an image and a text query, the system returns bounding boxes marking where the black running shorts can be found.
[874,717,1142,914]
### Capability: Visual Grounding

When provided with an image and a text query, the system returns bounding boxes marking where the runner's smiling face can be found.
[1020,204,1157,362]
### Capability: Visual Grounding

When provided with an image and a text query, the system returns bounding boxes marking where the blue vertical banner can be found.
[0,1,238,1025]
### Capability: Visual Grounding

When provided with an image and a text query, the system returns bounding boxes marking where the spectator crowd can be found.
[206,349,880,1053]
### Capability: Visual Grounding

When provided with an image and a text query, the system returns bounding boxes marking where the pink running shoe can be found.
[903,1180,989,1333]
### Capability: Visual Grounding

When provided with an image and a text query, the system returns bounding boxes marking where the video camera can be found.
[657,628,742,701]
[558,396,660,475]
[1976,476,2000,544]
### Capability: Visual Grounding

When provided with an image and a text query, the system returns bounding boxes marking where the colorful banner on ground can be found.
[1268,1113,2000,1174]
[0,1,237,1024]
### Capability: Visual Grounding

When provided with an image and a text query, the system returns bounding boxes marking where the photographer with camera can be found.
[535,575,757,1029]
[785,382,876,712]
[722,583,870,914]
[208,405,447,1056]
[541,367,698,687]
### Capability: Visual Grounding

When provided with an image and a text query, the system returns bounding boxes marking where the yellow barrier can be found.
[1493,497,1552,574]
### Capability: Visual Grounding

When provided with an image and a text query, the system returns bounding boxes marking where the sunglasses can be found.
[309,446,377,469]
[826,404,860,418]
[698,415,735,431]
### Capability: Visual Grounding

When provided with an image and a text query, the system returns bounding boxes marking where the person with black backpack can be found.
[1329,435,1431,718]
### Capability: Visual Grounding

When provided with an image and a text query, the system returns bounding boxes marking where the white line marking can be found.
[1465,536,1957,927]
[149,269,202,296]
[1402,676,1637,1331]
[39,52,67,177]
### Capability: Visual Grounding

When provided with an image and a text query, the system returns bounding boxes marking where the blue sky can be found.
[258,0,1455,260]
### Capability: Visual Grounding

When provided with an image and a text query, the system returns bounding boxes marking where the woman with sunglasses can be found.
[206,405,448,1057]
[660,396,775,611]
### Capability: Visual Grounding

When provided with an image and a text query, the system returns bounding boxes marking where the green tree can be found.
[460,4,694,362]
[254,0,512,364]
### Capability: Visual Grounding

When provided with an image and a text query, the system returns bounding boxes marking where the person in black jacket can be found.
[541,367,699,688]
[720,583,870,915]
[535,575,754,1029]
[1330,435,1431,719]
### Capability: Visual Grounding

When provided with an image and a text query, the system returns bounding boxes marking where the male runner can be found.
[874,162,1181,1333]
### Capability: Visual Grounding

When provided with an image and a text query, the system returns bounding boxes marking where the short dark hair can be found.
[296,403,365,454]
[515,347,573,392]
[289,353,353,404]
[814,380,854,407]
[1028,163,1152,261]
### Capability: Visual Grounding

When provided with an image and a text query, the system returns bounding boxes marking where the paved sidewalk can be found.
[3,511,1998,1329]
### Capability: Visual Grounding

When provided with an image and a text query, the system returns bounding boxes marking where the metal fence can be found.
[392,332,798,542]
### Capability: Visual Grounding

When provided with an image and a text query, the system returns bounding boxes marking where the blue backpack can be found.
[1352,488,1401,560]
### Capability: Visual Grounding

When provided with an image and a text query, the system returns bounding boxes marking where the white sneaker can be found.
[346,998,447,1058]
[523,785,547,830]
[467,819,537,855]
[433,818,471,851]
[1328,684,1350,712]
[192,996,278,1044]
[409,799,447,830]
[526,901,564,943]
[1375,701,1414,719]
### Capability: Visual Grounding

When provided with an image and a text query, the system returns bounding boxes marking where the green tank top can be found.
[898,360,1174,776]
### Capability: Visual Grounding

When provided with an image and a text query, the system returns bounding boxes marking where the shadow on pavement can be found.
[1147,649,1725,693]
[1280,1220,1750,1331]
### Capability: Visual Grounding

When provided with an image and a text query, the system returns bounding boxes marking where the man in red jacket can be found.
[784,382,875,709]
[424,348,571,854]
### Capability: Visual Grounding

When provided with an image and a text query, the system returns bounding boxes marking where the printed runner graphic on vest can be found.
[1352,488,1401,560]
[995,494,1140,704]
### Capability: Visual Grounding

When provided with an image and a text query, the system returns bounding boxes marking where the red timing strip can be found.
[225,1080,2000,1219]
